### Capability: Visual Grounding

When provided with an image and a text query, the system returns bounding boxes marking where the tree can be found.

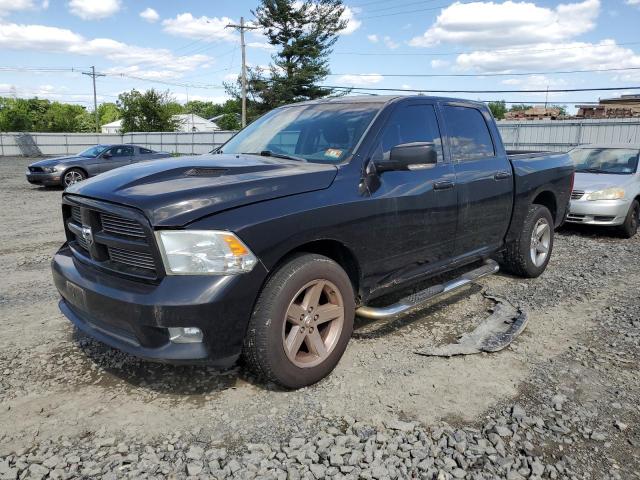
[216,113,241,130]
[509,104,533,112]
[488,100,507,120]
[0,97,91,132]
[117,89,180,133]
[551,104,568,116]
[97,102,121,126]
[227,0,347,116]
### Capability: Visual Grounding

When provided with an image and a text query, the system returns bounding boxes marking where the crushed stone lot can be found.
[0,156,639,479]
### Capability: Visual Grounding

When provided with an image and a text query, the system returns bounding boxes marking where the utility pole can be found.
[226,17,258,128]
[82,66,105,133]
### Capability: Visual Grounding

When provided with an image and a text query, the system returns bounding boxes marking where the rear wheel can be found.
[62,168,86,187]
[619,200,639,238]
[243,254,355,389]
[502,204,554,278]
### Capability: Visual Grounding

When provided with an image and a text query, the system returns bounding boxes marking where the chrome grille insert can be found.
[108,247,156,271]
[570,190,584,200]
[101,213,146,238]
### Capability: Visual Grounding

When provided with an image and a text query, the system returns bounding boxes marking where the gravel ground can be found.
[0,156,638,479]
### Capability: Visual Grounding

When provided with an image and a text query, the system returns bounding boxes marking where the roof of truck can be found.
[289,95,486,107]
[574,143,640,150]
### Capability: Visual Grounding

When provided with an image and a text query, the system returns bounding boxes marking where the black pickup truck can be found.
[52,96,574,388]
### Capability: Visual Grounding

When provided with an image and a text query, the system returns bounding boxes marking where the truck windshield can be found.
[570,148,639,174]
[219,103,380,163]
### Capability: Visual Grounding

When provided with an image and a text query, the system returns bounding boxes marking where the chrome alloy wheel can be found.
[63,170,84,187]
[530,217,551,267]
[282,279,345,368]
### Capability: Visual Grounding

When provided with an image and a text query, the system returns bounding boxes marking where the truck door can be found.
[365,102,457,281]
[442,104,513,256]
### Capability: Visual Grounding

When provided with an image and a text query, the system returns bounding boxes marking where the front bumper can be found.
[26,171,61,186]
[567,199,630,226]
[52,245,268,366]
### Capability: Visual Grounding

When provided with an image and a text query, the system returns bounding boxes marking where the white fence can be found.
[0,131,236,157]
[497,118,640,152]
[3,118,640,157]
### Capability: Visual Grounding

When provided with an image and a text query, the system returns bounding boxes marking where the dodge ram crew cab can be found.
[52,96,574,388]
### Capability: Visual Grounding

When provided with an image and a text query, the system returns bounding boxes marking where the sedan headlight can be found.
[41,167,57,173]
[156,230,257,275]
[586,187,625,201]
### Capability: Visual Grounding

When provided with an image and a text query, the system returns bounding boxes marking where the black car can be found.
[26,144,171,187]
[51,96,574,388]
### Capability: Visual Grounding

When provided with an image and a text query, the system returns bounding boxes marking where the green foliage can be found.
[509,104,533,112]
[0,97,92,132]
[97,102,121,126]
[488,100,507,120]
[117,89,180,133]
[551,104,568,116]
[215,113,241,130]
[226,0,347,117]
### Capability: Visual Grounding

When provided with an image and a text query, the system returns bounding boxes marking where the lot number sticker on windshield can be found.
[324,148,343,159]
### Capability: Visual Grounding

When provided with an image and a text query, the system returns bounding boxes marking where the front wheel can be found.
[62,168,86,187]
[502,204,554,278]
[618,200,639,238]
[243,253,355,389]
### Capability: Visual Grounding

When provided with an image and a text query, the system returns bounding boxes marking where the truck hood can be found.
[574,172,634,192]
[66,153,338,227]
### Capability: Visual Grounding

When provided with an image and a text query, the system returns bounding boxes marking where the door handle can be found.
[433,180,454,190]
[494,171,511,180]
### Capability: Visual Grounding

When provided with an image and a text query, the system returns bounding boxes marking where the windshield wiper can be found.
[243,151,307,162]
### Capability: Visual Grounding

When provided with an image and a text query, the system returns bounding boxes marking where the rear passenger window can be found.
[443,106,495,161]
[140,148,153,154]
[376,104,443,162]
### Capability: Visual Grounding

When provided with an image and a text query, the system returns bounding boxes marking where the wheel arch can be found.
[62,166,89,181]
[531,190,557,223]
[273,239,361,297]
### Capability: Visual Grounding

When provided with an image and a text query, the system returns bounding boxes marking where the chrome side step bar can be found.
[355,259,500,320]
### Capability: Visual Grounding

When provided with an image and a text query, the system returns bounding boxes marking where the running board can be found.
[355,259,500,320]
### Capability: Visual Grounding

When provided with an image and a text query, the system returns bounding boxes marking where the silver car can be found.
[567,144,640,237]
[26,144,172,188]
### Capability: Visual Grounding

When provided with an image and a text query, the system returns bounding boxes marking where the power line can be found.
[334,41,640,57]
[330,66,640,78]
[359,2,464,19]
[324,85,640,94]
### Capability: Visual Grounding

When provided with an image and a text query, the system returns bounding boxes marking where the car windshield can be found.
[570,148,639,174]
[219,103,381,163]
[78,145,110,158]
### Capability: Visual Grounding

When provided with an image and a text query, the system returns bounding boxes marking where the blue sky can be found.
[0,0,639,111]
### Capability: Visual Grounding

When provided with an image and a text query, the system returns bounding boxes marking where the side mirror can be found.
[376,142,438,172]
[102,152,112,159]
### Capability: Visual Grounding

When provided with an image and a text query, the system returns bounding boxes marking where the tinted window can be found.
[139,147,153,154]
[376,104,443,162]
[443,106,495,161]
[108,146,133,157]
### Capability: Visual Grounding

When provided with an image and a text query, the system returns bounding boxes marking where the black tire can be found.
[62,168,86,188]
[242,253,355,389]
[502,204,554,278]
[618,200,639,239]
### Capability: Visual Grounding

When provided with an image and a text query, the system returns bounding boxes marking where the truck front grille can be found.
[570,190,584,200]
[64,198,160,280]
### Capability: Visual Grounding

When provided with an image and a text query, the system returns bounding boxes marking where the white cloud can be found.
[223,73,239,82]
[0,0,36,17]
[139,7,159,23]
[247,41,275,50]
[367,34,378,43]
[340,6,361,34]
[0,22,213,78]
[626,0,640,5]
[162,13,237,42]
[383,36,399,49]
[410,0,600,48]
[455,39,640,73]
[431,59,450,69]
[68,0,120,20]
[337,73,384,86]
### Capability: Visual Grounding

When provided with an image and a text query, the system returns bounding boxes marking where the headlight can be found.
[586,187,625,201]
[41,167,57,173]
[156,230,257,275]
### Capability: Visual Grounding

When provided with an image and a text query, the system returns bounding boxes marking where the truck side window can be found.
[443,106,495,161]
[376,104,443,162]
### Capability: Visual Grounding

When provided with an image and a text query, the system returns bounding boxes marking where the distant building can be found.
[100,114,220,134]
[575,95,640,119]
[504,107,562,121]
